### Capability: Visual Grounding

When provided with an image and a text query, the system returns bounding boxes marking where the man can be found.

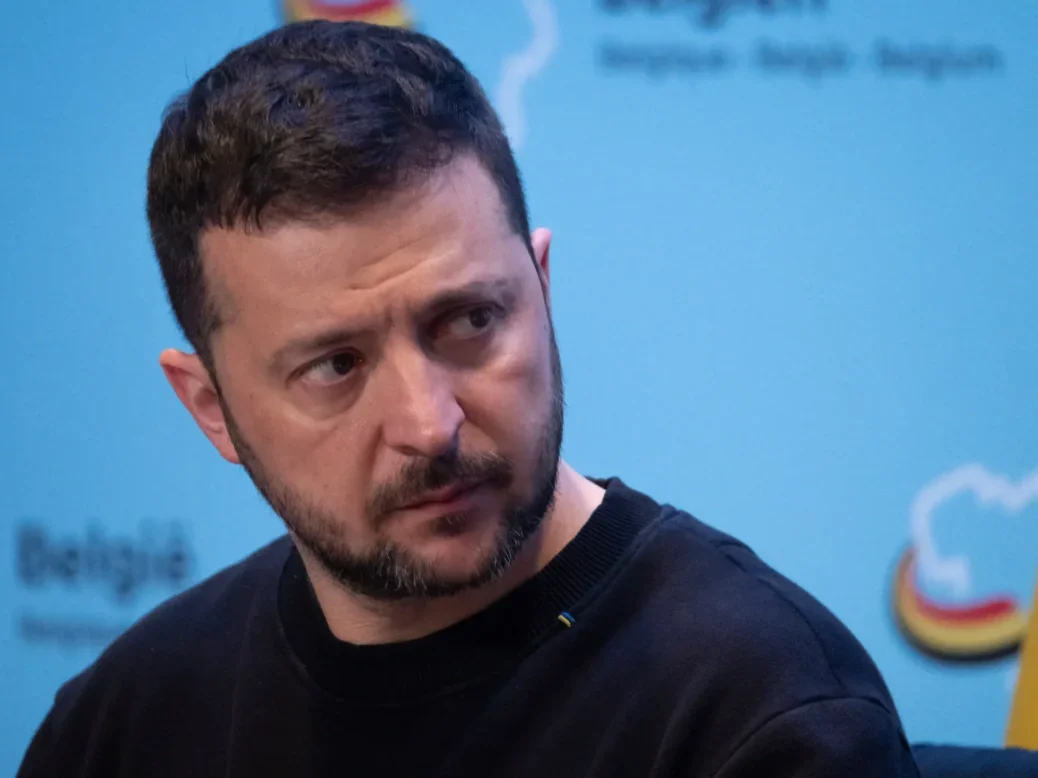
[19,21,918,777]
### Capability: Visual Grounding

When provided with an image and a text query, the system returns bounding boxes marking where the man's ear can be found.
[159,349,241,464]
[531,227,552,311]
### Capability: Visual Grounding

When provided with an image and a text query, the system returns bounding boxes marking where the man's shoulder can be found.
[56,535,292,706]
[626,496,898,711]
[115,533,290,650]
[23,537,293,772]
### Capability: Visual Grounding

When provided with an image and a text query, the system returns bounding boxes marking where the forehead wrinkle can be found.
[341,232,450,295]
[337,156,515,291]
[199,155,524,346]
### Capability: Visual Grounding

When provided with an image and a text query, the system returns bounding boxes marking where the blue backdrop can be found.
[3,0,1037,772]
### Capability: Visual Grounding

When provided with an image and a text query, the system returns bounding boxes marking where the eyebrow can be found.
[269,277,517,372]
[421,277,516,319]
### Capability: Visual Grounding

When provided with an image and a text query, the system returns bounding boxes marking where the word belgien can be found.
[16,521,193,602]
[600,0,828,28]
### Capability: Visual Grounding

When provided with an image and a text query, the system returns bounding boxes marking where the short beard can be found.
[220,328,564,601]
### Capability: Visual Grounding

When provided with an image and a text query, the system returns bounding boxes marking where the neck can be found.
[296,461,604,646]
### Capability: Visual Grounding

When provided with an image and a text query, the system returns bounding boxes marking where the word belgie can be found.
[17,522,193,602]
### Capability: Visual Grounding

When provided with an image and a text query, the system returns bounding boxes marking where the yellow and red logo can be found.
[283,0,413,27]
[893,547,1028,661]
[891,464,1038,662]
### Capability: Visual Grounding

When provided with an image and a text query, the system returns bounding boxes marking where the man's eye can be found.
[442,306,497,339]
[303,352,360,385]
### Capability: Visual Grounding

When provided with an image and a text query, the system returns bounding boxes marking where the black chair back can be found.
[913,744,1038,777]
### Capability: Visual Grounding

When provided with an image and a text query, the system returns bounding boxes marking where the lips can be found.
[399,481,483,512]
[892,547,1027,661]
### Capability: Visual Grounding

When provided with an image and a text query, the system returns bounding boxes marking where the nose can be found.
[379,348,464,459]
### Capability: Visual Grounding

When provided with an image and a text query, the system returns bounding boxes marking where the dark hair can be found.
[146,20,531,369]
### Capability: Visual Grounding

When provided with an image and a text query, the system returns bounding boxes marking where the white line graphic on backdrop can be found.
[911,464,1038,597]
[495,0,558,150]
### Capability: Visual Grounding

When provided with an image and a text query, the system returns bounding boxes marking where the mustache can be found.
[367,451,514,520]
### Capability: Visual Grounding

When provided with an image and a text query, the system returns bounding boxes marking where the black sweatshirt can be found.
[18,478,919,777]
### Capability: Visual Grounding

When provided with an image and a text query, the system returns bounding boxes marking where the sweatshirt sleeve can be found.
[711,697,920,778]
[17,672,95,778]
[16,708,58,778]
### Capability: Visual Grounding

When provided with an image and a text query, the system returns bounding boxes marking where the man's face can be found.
[190,157,563,599]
